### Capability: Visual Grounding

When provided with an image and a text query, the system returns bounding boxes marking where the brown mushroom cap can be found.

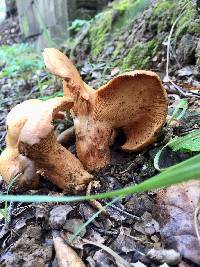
[18,97,92,192]
[94,71,168,151]
[43,48,168,171]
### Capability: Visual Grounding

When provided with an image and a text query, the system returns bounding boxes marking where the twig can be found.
[120,162,136,174]
[104,201,140,221]
[86,181,107,214]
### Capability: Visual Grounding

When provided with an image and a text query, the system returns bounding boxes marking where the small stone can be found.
[150,235,160,243]
[1,84,11,93]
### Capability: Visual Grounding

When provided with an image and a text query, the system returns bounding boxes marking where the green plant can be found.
[154,129,200,171]
[0,153,200,203]
[69,19,89,32]
[0,44,44,79]
[38,91,63,100]
[0,173,22,221]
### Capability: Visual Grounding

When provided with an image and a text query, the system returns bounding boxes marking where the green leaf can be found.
[0,153,200,203]
[168,99,188,126]
[169,129,200,152]
[154,129,200,171]
[69,19,89,32]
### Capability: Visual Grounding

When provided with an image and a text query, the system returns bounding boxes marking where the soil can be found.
[0,1,200,267]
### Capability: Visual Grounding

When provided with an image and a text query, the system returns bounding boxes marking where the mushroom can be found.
[0,99,41,190]
[0,97,92,192]
[43,48,168,171]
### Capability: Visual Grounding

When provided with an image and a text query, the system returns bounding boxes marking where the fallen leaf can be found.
[156,180,200,264]
[53,235,86,267]
[177,66,193,77]
[49,205,73,230]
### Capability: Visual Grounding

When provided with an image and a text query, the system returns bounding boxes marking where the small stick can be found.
[104,201,140,221]
[86,181,107,214]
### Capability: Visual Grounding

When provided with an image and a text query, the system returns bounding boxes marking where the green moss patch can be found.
[121,40,158,71]
[89,10,113,59]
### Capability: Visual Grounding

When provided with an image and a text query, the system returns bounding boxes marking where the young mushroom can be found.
[43,48,168,171]
[0,97,92,192]
[0,99,41,190]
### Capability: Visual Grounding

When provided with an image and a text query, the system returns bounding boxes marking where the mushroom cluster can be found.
[0,48,168,192]
[43,48,168,171]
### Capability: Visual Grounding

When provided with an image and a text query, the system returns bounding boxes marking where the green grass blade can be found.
[154,144,168,171]
[0,153,200,203]
[69,197,120,241]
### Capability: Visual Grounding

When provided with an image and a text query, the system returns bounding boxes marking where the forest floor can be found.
[0,1,200,266]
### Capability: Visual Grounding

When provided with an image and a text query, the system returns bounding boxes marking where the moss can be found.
[174,2,199,41]
[121,40,158,71]
[88,0,151,59]
[112,0,151,32]
[89,10,113,59]
[150,0,199,38]
[113,41,124,58]
[150,0,174,33]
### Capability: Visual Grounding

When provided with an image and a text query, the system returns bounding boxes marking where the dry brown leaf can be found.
[156,180,200,264]
[53,235,86,267]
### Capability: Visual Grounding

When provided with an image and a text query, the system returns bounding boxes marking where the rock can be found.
[177,34,196,65]
[177,66,193,77]
[35,204,49,223]
[49,205,73,230]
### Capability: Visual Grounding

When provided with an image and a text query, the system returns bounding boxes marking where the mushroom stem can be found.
[57,126,75,147]
[19,131,92,192]
[18,97,92,192]
[74,116,113,171]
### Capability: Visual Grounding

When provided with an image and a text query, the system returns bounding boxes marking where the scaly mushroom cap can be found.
[43,48,168,171]
[18,97,92,192]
